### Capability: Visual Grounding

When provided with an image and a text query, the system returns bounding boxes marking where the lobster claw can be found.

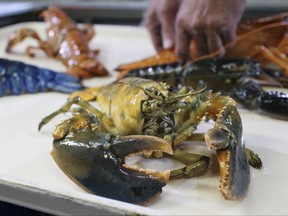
[51,114,172,204]
[258,91,288,117]
[231,79,288,118]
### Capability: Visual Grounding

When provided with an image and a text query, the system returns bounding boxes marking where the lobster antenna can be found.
[134,80,206,103]
[259,70,284,88]
[169,87,206,101]
[136,84,165,100]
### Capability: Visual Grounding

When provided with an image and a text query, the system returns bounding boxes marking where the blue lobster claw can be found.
[0,58,85,96]
[43,113,172,204]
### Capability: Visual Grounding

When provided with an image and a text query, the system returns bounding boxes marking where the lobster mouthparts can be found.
[52,128,172,204]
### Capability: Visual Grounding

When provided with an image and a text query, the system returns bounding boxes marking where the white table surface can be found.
[0,22,288,215]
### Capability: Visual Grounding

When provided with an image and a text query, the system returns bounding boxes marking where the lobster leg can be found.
[237,43,288,72]
[6,28,55,57]
[185,133,261,169]
[169,149,210,179]
[38,96,105,131]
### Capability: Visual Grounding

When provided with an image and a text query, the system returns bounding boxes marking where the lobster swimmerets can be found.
[38,77,262,204]
[0,58,84,96]
[6,6,108,78]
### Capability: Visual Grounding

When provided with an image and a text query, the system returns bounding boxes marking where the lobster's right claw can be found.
[51,114,172,204]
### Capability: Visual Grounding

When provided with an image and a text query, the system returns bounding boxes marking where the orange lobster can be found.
[6,6,108,78]
[116,13,288,79]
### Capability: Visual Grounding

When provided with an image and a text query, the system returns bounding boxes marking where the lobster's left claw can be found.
[51,115,172,204]
[259,91,288,118]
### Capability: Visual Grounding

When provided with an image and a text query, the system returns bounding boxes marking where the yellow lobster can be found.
[39,77,262,204]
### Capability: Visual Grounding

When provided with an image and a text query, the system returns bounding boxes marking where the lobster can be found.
[0,58,84,96]
[5,6,108,78]
[115,12,288,79]
[38,77,262,204]
[121,57,288,118]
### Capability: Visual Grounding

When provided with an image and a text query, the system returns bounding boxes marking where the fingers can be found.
[145,0,243,60]
[145,4,163,51]
[159,15,175,49]
[220,27,237,49]
[192,31,208,56]
[145,0,179,51]
[206,26,238,56]
[157,1,179,49]
[175,27,191,61]
[146,17,163,51]
[175,28,232,60]
[206,30,225,56]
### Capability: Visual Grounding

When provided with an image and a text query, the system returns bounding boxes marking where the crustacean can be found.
[121,57,288,118]
[115,12,288,79]
[5,6,108,78]
[0,58,84,96]
[38,77,262,204]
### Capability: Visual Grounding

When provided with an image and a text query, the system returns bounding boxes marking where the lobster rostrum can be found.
[0,58,84,96]
[38,77,262,204]
[122,57,288,118]
[6,6,108,78]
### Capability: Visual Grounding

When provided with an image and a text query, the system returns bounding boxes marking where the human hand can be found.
[145,0,181,51]
[145,0,247,61]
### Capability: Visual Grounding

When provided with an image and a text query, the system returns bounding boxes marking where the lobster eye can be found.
[168,86,174,92]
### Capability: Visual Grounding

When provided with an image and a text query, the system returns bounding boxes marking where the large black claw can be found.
[52,127,172,204]
[231,79,288,118]
[259,91,288,117]
[205,106,250,200]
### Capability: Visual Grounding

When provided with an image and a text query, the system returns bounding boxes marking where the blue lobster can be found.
[0,58,85,96]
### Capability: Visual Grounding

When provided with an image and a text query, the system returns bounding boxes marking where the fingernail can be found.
[163,39,174,49]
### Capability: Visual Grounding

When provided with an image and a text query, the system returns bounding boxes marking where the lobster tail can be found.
[0,58,85,96]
